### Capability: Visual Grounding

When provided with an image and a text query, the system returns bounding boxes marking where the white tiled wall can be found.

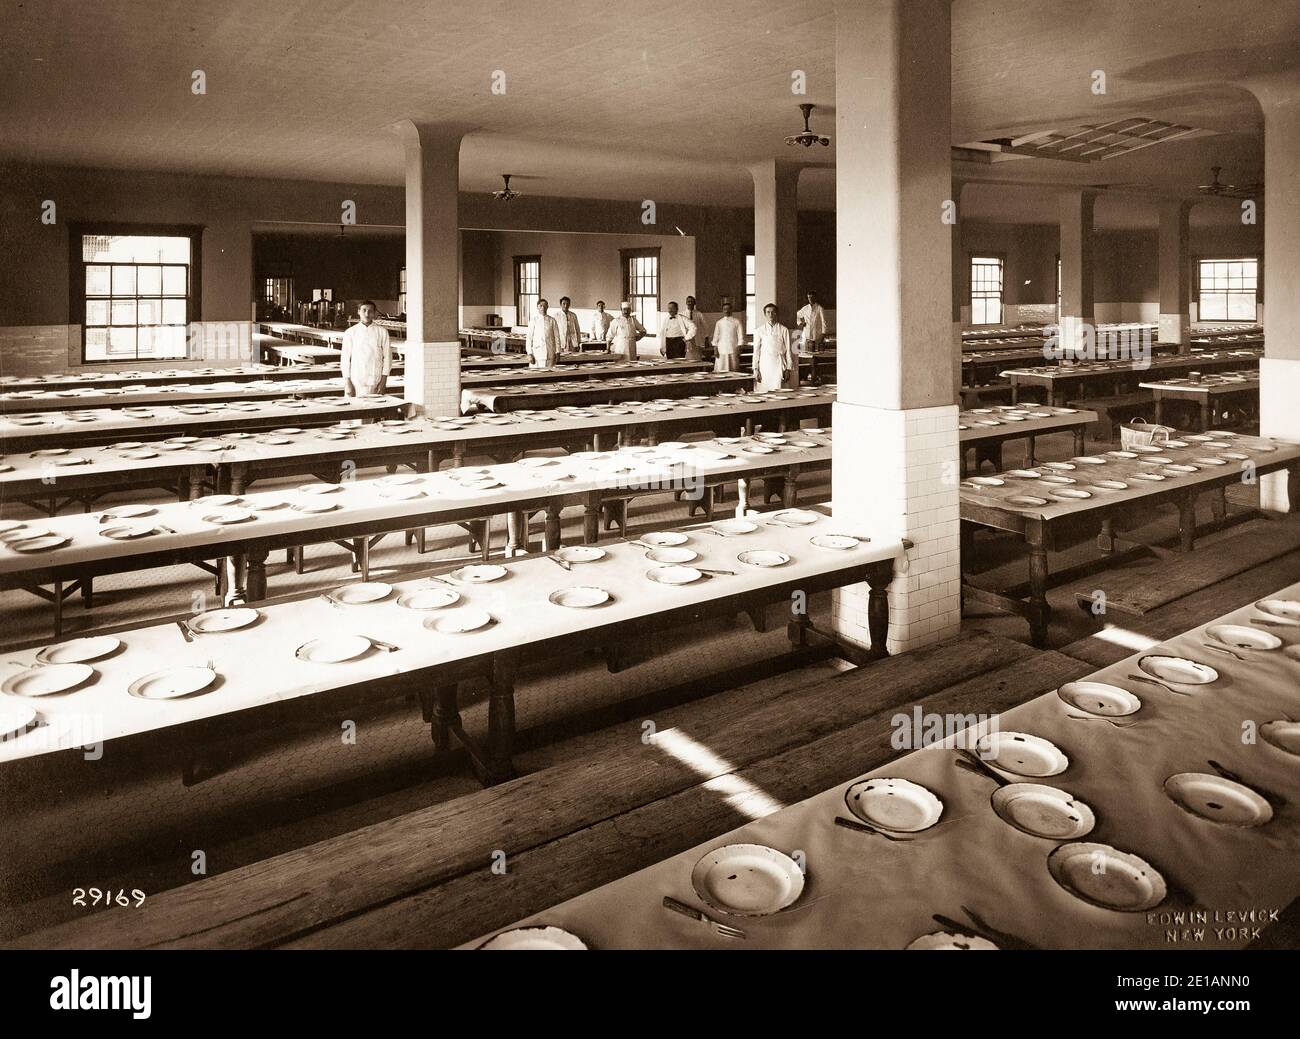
[828,400,962,654]
[403,340,461,417]
[1259,356,1300,512]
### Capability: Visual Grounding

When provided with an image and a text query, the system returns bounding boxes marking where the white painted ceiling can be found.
[2,0,1297,222]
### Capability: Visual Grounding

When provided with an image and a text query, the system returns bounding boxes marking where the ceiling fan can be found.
[492,174,521,202]
[785,103,831,148]
[1198,166,1261,199]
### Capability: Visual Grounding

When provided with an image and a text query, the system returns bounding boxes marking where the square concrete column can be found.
[1157,200,1193,353]
[1247,72,1300,510]
[751,158,801,384]
[395,120,463,418]
[1059,189,1097,356]
[831,0,960,655]
[951,177,966,401]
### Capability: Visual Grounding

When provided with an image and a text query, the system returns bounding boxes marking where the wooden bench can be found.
[1066,391,1152,440]
[9,631,1089,949]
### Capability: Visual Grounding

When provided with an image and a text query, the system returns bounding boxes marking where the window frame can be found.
[513,255,541,323]
[70,222,203,364]
[744,251,757,335]
[621,247,661,334]
[1195,256,1260,323]
[969,253,1006,326]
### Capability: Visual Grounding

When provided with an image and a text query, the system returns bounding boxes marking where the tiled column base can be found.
[1157,313,1190,350]
[1259,357,1300,511]
[829,400,962,655]
[403,341,461,417]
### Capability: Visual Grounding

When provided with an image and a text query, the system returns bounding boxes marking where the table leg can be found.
[1072,425,1085,456]
[1097,517,1115,553]
[506,512,528,556]
[1027,538,1050,649]
[223,555,249,606]
[1011,383,1020,404]
[735,476,751,517]
[52,580,64,639]
[1154,397,1165,427]
[1177,493,1197,552]
[582,496,600,542]
[358,537,370,581]
[865,561,893,659]
[485,655,518,785]
[229,462,248,496]
[431,683,460,754]
[544,505,562,551]
[1199,400,1211,433]
[1210,487,1228,523]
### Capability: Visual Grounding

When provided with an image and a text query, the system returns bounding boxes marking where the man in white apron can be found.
[525,299,563,368]
[590,300,613,346]
[752,303,792,392]
[710,301,744,373]
[607,301,647,361]
[556,296,582,353]
[340,300,392,396]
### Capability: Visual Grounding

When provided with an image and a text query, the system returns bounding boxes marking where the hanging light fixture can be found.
[492,174,521,201]
[785,103,830,148]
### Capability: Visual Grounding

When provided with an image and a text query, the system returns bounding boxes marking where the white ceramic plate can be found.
[1039,475,1076,485]
[964,477,1005,487]
[295,635,372,663]
[450,564,508,584]
[1131,472,1165,482]
[1,527,45,543]
[478,926,587,950]
[36,635,120,665]
[737,549,791,568]
[1163,464,1198,474]
[204,508,255,525]
[1254,599,1300,624]
[380,485,425,501]
[646,565,703,586]
[1138,655,1218,685]
[1047,843,1166,912]
[1057,681,1141,717]
[1007,495,1049,507]
[1049,489,1091,500]
[1005,471,1041,481]
[1260,720,1300,755]
[1092,480,1129,490]
[640,531,689,547]
[427,609,494,634]
[272,428,304,435]
[101,504,156,519]
[100,523,157,540]
[646,546,698,564]
[398,587,460,610]
[1164,772,1272,828]
[711,519,757,535]
[1072,456,1107,465]
[128,666,217,700]
[991,783,1095,839]
[194,494,241,507]
[844,777,943,832]
[555,546,606,563]
[0,521,22,535]
[1206,624,1280,651]
[300,484,342,495]
[974,731,1068,777]
[548,586,611,609]
[0,702,38,739]
[188,608,260,634]
[810,534,858,550]
[331,582,392,605]
[906,932,998,951]
[690,844,805,917]
[1043,462,1076,471]
[10,534,69,553]
[2,663,94,697]
[1106,451,1138,459]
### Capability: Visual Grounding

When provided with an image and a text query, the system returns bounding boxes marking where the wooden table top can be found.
[957,405,1098,441]
[1001,349,1262,382]
[1138,374,1260,397]
[461,371,755,412]
[959,430,1298,524]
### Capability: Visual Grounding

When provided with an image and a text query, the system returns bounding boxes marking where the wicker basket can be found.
[1120,418,1174,450]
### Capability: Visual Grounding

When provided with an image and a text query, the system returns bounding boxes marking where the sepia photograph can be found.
[0,0,1297,1014]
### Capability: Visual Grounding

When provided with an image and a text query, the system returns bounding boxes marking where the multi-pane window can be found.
[970,255,1004,325]
[263,277,293,307]
[514,256,540,323]
[77,231,196,362]
[398,267,407,315]
[1198,258,1258,322]
[1056,258,1062,317]
[623,249,660,334]
[745,253,757,332]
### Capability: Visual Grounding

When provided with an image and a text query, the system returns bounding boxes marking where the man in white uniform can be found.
[590,300,613,345]
[684,296,709,361]
[657,301,697,360]
[607,301,647,361]
[710,300,745,373]
[556,296,582,353]
[753,303,792,392]
[525,298,563,368]
[340,300,392,396]
[796,290,827,356]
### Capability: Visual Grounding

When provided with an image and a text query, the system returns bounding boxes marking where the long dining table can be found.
[0,504,900,786]
[0,394,407,454]
[466,580,1300,948]
[1,431,838,634]
[462,371,754,413]
[1138,373,1259,432]
[1002,349,1262,407]
[958,430,1300,645]
[958,404,1098,474]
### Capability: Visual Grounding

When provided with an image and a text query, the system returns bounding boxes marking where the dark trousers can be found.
[664,336,686,359]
